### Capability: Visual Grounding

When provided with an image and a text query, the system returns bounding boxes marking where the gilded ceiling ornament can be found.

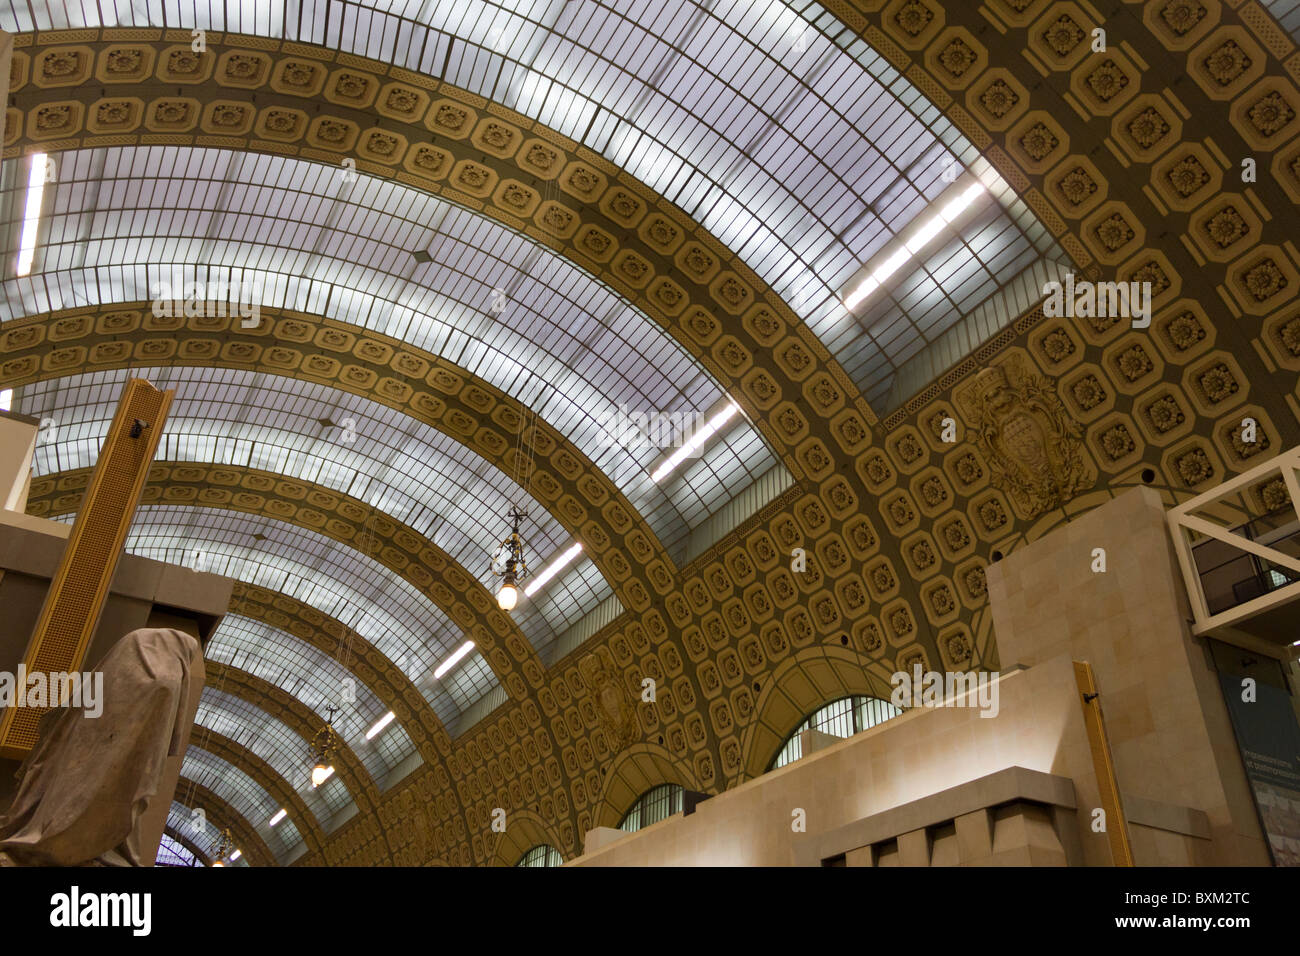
[1085,60,1130,102]
[953,452,982,485]
[578,648,638,752]
[1094,213,1135,251]
[1204,206,1248,248]
[1203,41,1251,87]
[1228,422,1269,459]
[1174,446,1215,486]
[955,358,1088,518]
[385,88,419,114]
[1043,16,1085,57]
[1258,478,1290,512]
[35,105,73,131]
[523,143,556,172]
[105,49,142,73]
[1239,257,1287,301]
[434,104,467,130]
[1246,91,1295,138]
[1055,167,1097,206]
[1127,107,1171,150]
[941,626,968,659]
[166,50,201,75]
[1144,394,1185,433]
[1040,326,1076,363]
[1161,310,1207,352]
[281,62,316,87]
[1115,344,1154,382]
[1196,362,1239,404]
[368,132,399,156]
[210,105,247,127]
[1071,373,1106,411]
[1278,315,1300,357]
[1160,0,1208,35]
[412,146,446,173]
[941,518,970,551]
[894,1,935,37]
[335,73,368,98]
[938,38,978,78]
[1019,122,1059,161]
[41,51,81,77]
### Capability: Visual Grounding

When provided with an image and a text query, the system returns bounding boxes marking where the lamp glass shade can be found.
[311,762,331,788]
[497,581,519,611]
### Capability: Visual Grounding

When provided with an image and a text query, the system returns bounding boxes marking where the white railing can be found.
[1167,445,1300,636]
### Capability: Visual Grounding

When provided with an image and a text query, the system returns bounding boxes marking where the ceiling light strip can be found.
[843,180,987,314]
[651,402,741,484]
[16,154,48,277]
[524,541,584,598]
[433,640,476,680]
[365,711,396,740]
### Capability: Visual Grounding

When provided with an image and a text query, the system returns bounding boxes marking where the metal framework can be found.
[1166,445,1300,636]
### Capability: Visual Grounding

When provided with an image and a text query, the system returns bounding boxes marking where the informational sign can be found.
[1218,672,1300,866]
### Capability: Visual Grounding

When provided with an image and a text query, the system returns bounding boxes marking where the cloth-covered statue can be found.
[0,627,204,866]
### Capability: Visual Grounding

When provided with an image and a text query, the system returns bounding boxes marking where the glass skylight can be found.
[13,366,606,655]
[207,614,418,782]
[194,686,353,821]
[0,0,1062,405]
[180,746,304,859]
[0,146,777,556]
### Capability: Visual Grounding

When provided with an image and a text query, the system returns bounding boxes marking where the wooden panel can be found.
[0,379,173,755]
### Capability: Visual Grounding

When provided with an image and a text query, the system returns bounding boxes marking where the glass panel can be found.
[193,686,354,820]
[0,145,776,552]
[516,844,563,867]
[180,746,304,859]
[618,783,683,832]
[207,614,418,782]
[155,833,198,867]
[769,695,903,770]
[12,365,602,656]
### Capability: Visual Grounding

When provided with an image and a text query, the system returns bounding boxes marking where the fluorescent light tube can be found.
[434,641,475,680]
[365,711,396,740]
[842,179,988,313]
[524,541,584,597]
[651,402,740,483]
[17,154,48,277]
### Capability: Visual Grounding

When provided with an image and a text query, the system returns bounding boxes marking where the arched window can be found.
[769,695,902,770]
[618,783,684,833]
[516,844,563,867]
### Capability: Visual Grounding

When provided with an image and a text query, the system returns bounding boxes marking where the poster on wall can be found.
[1218,672,1300,866]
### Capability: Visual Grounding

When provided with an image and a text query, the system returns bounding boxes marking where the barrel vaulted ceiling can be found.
[5,0,1299,863]
[1,0,1065,406]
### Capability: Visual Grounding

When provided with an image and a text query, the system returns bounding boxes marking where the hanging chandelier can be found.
[490,507,528,611]
[308,705,341,788]
[210,827,236,867]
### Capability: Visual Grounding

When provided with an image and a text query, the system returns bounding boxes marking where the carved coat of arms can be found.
[955,356,1090,518]
[578,647,639,752]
